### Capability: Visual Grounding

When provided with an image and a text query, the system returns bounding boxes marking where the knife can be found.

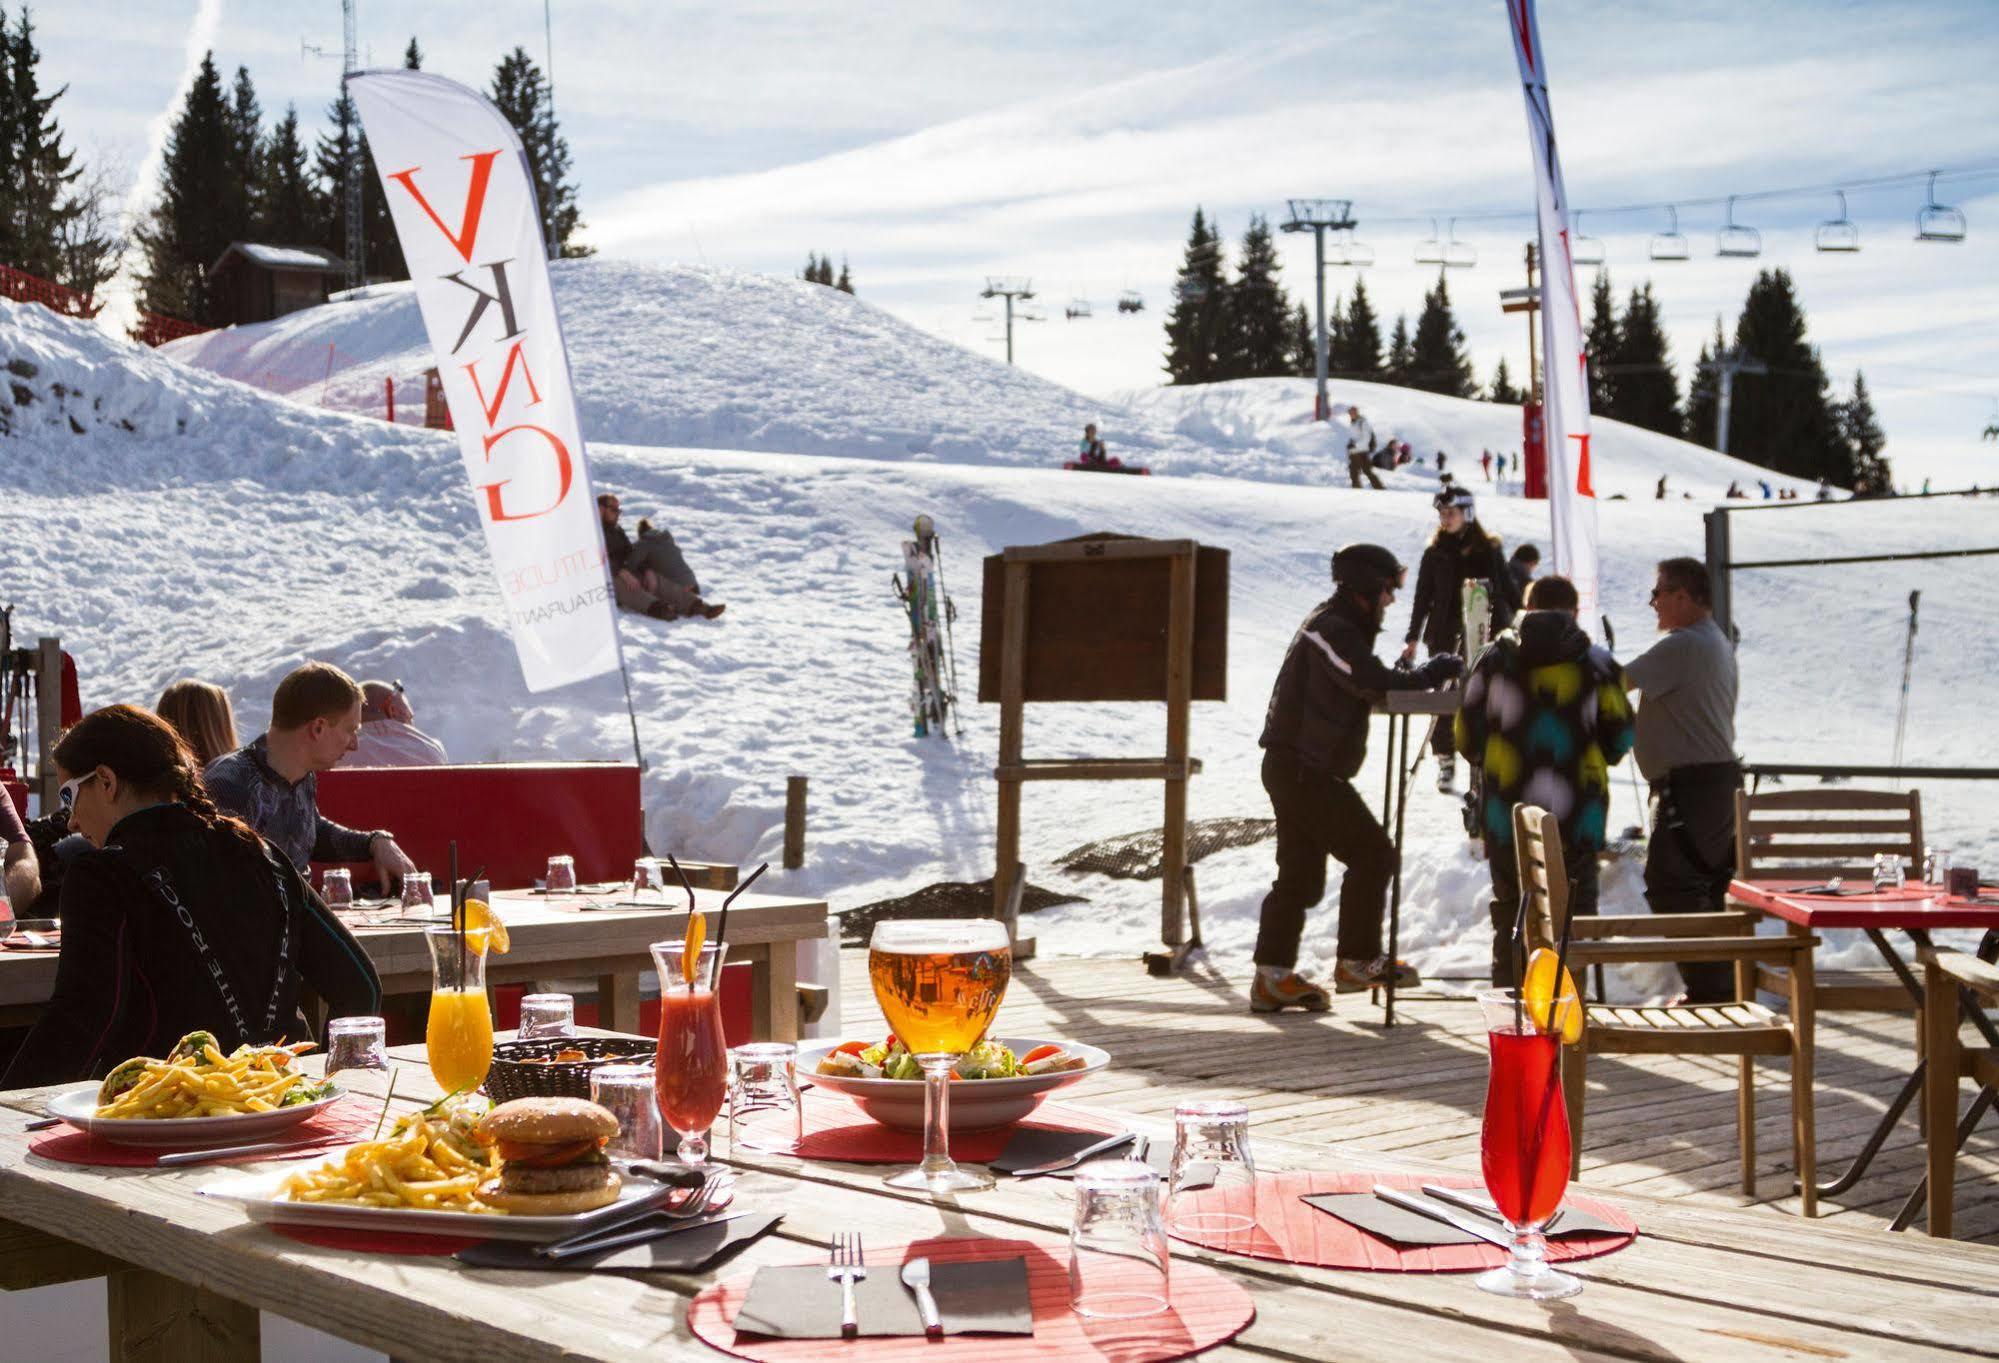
[541,1209,757,1262]
[1009,1131,1135,1178]
[155,1137,330,1167]
[1370,1185,1513,1249]
[1419,1183,1566,1234]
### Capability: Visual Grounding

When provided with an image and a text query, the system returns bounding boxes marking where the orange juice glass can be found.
[425,926,494,1094]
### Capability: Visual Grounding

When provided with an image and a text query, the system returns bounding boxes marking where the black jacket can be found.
[1406,526,1519,654]
[601,518,634,571]
[3,804,381,1088]
[1262,592,1454,778]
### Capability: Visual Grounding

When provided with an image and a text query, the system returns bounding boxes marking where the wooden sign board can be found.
[977,536,1228,703]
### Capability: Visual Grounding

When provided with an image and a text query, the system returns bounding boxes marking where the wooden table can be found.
[0,886,828,1044]
[4,1056,1998,1363]
[1730,877,1999,1219]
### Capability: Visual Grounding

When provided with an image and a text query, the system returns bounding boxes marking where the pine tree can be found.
[1583,268,1617,413]
[403,38,423,69]
[1728,268,1848,483]
[2,6,110,291]
[1840,370,1890,493]
[1161,208,1229,384]
[1287,303,1315,379]
[312,88,358,264]
[255,105,316,243]
[1684,319,1725,450]
[1223,212,1291,379]
[1384,313,1413,386]
[1609,282,1681,436]
[1408,272,1476,397]
[1487,356,1522,404]
[226,66,261,239]
[134,51,237,321]
[0,9,15,270]
[490,47,588,257]
[1339,278,1383,378]
[835,257,854,294]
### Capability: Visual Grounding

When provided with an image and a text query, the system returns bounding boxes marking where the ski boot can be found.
[1436,751,1456,794]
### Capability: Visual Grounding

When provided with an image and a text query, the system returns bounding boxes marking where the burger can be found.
[475,1097,623,1215]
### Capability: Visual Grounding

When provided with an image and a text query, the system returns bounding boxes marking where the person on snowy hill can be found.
[1400,487,1520,792]
[1251,543,1464,1013]
[1344,406,1384,489]
[343,681,449,768]
[599,494,725,621]
[1077,422,1108,468]
[1454,574,1633,986]
[1482,449,1494,481]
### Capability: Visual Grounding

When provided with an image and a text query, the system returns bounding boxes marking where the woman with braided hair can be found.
[2,705,380,1087]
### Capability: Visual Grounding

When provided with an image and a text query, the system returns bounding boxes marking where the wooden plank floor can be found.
[835,949,1999,1243]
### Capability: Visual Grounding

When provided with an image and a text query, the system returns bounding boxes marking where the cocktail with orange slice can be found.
[651,912,729,1166]
[424,900,511,1095]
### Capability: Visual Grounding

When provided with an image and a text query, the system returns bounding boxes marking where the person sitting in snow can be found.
[1077,423,1108,468]
[599,494,725,621]
[1454,574,1633,986]
[342,681,449,768]
[1344,407,1384,489]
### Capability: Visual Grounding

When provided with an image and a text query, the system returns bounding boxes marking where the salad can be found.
[816,1035,1086,1081]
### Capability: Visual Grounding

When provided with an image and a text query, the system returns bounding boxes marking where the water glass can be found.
[1924,847,1952,891]
[546,854,578,893]
[400,870,435,915]
[728,1042,803,1154]
[1873,853,1905,893]
[321,867,353,909]
[518,993,576,1040]
[1069,1160,1171,1319]
[632,857,664,893]
[1168,1098,1257,1235]
[324,1016,387,1077]
[591,1063,664,1162]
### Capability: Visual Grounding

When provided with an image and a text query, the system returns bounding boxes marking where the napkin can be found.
[453,1211,779,1273]
[733,1255,1031,1338]
[989,1128,1215,1188]
[1301,1192,1622,1246]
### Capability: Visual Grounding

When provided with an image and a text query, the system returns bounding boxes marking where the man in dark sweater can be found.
[1252,543,1463,1012]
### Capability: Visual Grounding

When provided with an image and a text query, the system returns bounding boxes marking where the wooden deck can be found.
[837,950,1999,1242]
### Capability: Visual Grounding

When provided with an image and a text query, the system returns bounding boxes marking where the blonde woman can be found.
[155,680,240,769]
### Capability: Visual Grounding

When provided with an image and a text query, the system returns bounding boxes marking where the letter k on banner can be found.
[349,71,620,692]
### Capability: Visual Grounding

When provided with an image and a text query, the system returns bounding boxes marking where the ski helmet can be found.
[1433,485,1476,518]
[1330,543,1406,594]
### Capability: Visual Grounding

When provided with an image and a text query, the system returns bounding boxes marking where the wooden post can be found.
[783,776,807,869]
[1158,548,1196,952]
[1706,509,1734,640]
[35,637,61,810]
[999,859,1036,961]
[992,561,1029,917]
[107,1267,260,1363]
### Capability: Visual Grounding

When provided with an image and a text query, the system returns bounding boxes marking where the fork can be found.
[827,1231,867,1339]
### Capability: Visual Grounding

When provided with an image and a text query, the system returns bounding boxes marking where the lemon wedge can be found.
[1521,946,1582,1044]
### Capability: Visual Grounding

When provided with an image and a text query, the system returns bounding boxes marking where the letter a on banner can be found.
[1505,0,1599,614]
[348,71,619,692]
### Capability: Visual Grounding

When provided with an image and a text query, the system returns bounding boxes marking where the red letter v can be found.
[387,150,503,264]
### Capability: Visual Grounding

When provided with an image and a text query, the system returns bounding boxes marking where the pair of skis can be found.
[890,515,964,738]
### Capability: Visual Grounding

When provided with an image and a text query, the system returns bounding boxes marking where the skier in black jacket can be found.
[1399,487,1518,793]
[1252,544,1463,1012]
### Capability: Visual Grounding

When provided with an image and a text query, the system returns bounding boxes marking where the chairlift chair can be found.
[1117,290,1145,314]
[1716,196,1762,258]
[1917,171,1967,243]
[1414,217,1446,266]
[1342,229,1375,269]
[1065,297,1093,320]
[1815,191,1860,253]
[1649,206,1690,261]
[1570,212,1606,267]
[1442,218,1477,269]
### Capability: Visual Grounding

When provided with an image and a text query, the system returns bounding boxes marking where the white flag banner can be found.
[1505,0,1599,614]
[349,70,619,692]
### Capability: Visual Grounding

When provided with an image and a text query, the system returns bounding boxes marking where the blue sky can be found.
[33,0,1999,485]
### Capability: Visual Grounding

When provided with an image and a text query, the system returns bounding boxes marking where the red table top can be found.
[1730,878,1999,930]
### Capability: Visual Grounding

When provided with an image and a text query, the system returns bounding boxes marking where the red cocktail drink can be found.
[1481,1025,1571,1228]
[649,939,729,1165]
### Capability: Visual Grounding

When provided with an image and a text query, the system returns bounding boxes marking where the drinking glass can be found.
[401,870,435,915]
[546,854,578,893]
[1167,1098,1257,1235]
[1069,1160,1171,1319]
[632,857,664,894]
[867,918,1013,1194]
[650,938,730,1166]
[1873,853,1905,893]
[1476,987,1581,1300]
[519,993,576,1040]
[728,1042,803,1154]
[1924,847,1952,892]
[592,1063,664,1162]
[425,925,494,1096]
[321,867,353,909]
[324,1016,387,1077]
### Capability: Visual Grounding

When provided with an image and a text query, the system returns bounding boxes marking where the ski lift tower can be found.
[980,277,1035,365]
[1700,346,1768,456]
[1280,198,1356,421]
[303,0,364,289]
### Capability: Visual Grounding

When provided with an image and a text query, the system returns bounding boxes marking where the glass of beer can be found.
[867,918,1012,1194]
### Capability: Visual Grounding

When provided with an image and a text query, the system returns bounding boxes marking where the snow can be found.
[8,274,1996,1006]
[233,243,345,272]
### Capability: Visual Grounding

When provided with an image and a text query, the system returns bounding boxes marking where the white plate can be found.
[200,1163,674,1240]
[795,1035,1110,1132]
[47,1085,345,1148]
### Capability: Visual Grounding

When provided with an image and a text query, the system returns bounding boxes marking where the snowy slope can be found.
[160,258,1787,500]
[8,298,1993,997]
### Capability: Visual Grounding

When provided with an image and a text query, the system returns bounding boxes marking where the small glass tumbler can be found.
[1069,1159,1171,1320]
[324,1016,387,1078]
[519,993,576,1040]
[1168,1098,1257,1236]
[633,857,664,893]
[1924,847,1952,892]
[400,870,435,915]
[321,867,353,909]
[592,1063,664,1162]
[1873,853,1905,893]
[546,854,578,893]
[728,1042,803,1154]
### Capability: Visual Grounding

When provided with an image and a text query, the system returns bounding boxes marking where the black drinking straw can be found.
[665,854,699,992]
[449,841,463,985]
[708,862,769,989]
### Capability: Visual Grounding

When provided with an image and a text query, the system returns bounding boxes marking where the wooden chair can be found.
[1513,804,1821,1215]
[1734,787,1923,1014]
[1920,945,1999,1238]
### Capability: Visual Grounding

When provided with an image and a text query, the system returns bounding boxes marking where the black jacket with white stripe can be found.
[1260,591,1454,779]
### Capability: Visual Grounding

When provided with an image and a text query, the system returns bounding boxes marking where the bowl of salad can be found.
[797,1033,1110,1132]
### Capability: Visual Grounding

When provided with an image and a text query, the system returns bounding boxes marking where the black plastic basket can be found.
[485,1035,655,1103]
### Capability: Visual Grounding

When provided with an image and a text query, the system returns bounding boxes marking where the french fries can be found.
[94,1035,328,1120]
[277,1109,503,1214]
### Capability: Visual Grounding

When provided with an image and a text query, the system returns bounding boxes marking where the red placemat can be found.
[28,1098,386,1169]
[1166,1171,1634,1272]
[688,1236,1253,1362]
[274,1224,484,1257]
[781,1095,1122,1166]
